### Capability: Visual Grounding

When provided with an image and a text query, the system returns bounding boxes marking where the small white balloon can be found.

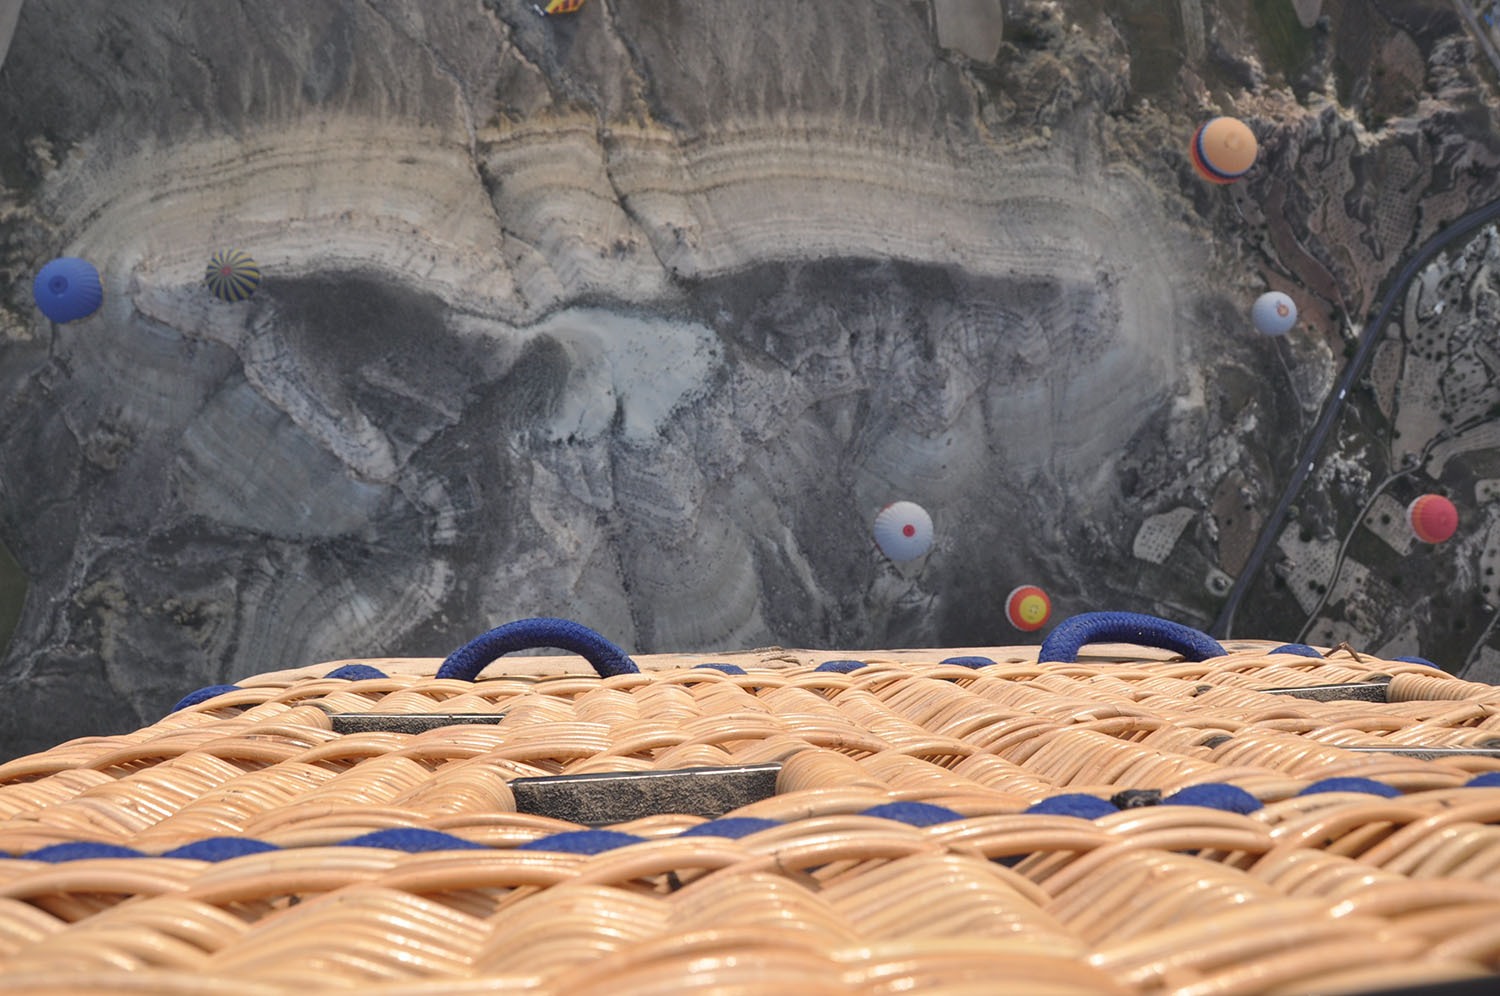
[1251,291,1297,336]
[873,501,934,561]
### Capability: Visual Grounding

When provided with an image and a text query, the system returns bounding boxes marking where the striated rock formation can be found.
[0,0,1497,756]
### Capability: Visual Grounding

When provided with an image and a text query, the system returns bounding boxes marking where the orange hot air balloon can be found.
[1190,117,1258,184]
[1407,494,1458,544]
[1006,585,1051,632]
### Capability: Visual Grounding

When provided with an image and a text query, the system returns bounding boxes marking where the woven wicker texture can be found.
[5,634,1500,994]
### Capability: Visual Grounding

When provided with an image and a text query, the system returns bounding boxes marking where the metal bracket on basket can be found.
[510,763,783,825]
[326,714,506,734]
[1260,680,1392,702]
[1258,682,1500,756]
[1343,746,1500,760]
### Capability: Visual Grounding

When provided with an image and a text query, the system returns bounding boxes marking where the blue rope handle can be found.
[436,617,639,680]
[1039,611,1225,663]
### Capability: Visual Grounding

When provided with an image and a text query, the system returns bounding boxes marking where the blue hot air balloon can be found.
[33,257,103,323]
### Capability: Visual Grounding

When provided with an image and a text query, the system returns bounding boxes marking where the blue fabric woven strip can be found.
[1298,777,1402,798]
[1024,795,1119,819]
[1162,783,1262,813]
[1039,611,1226,663]
[342,828,488,852]
[323,664,390,681]
[437,617,639,680]
[27,842,146,862]
[515,830,647,854]
[858,802,963,827]
[1394,656,1441,668]
[1268,643,1322,657]
[170,684,243,713]
[814,659,866,673]
[939,656,997,669]
[14,773,1500,862]
[162,837,280,861]
[679,818,782,839]
[693,663,747,675]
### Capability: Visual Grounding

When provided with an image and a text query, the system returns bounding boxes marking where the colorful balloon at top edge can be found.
[1191,117,1258,184]
[33,257,104,324]
[1251,291,1297,336]
[537,0,587,13]
[205,250,261,302]
[873,501,933,562]
[1408,494,1458,544]
[1006,584,1051,632]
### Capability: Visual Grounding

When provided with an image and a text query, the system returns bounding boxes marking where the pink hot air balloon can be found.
[1407,494,1458,544]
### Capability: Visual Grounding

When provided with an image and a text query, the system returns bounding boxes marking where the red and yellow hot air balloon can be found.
[1006,585,1051,632]
[536,0,587,13]
[1408,494,1458,544]
[1190,117,1258,184]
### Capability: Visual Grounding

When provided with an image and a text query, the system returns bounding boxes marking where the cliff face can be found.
[0,0,1497,756]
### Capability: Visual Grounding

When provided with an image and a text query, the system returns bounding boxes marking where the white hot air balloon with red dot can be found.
[873,501,933,562]
[1251,291,1297,336]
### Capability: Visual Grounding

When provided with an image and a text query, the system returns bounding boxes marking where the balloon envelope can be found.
[1408,495,1457,543]
[1191,117,1257,183]
[1252,291,1297,335]
[873,501,933,561]
[205,250,261,302]
[1006,585,1051,631]
[33,257,103,323]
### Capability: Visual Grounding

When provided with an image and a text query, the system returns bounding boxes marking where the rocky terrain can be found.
[1,0,1498,756]
[1253,219,1500,680]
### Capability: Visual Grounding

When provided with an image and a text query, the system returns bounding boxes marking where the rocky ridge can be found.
[0,0,1497,755]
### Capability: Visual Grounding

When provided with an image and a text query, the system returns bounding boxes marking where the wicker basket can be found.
[3,613,1500,994]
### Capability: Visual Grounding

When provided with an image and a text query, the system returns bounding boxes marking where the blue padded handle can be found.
[437,617,639,680]
[1039,611,1225,663]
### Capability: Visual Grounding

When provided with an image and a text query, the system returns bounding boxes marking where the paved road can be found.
[1210,196,1500,639]
[1452,0,1500,81]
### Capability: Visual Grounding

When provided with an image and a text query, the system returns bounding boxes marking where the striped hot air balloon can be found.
[1407,494,1458,544]
[33,257,103,323]
[1190,117,1258,184]
[873,502,933,562]
[1005,585,1051,632]
[537,0,587,13]
[205,250,261,303]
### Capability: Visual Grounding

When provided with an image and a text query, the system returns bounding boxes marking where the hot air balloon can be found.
[1006,585,1051,632]
[1408,494,1458,544]
[873,501,933,562]
[534,0,587,13]
[205,250,261,302]
[1190,117,1258,184]
[33,257,103,323]
[1252,291,1297,336]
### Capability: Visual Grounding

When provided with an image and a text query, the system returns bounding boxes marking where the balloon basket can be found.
[2,632,1500,993]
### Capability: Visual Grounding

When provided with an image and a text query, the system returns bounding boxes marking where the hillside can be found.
[1,0,1498,755]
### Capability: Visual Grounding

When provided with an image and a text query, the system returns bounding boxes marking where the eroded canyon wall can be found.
[0,0,1496,756]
